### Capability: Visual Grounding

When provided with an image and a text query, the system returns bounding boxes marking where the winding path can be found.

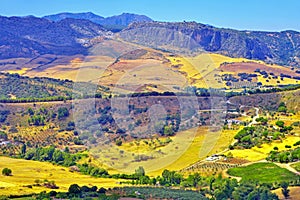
[274,162,300,175]
[248,107,259,126]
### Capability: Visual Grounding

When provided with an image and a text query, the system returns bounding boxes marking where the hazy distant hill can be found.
[120,21,300,67]
[43,12,153,30]
[43,12,104,23]
[0,16,108,58]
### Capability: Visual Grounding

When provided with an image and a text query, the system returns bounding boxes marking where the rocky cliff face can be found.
[119,21,300,67]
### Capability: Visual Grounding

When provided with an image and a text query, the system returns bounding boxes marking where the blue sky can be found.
[0,0,299,31]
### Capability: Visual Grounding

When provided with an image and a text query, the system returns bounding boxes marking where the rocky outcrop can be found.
[120,21,300,67]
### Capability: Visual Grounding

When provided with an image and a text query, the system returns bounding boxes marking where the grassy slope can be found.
[168,53,299,89]
[0,156,124,196]
[227,136,300,161]
[281,88,300,112]
[227,162,299,184]
[90,127,237,176]
[0,72,109,100]
[4,41,298,92]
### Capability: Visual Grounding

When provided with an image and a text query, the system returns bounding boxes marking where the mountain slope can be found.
[0,16,108,59]
[119,21,300,67]
[0,72,107,100]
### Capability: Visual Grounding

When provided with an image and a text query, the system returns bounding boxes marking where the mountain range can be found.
[43,12,153,30]
[0,12,300,67]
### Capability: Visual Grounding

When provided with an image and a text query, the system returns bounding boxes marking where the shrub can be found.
[58,107,69,119]
[2,168,12,176]
[293,141,300,146]
[68,184,81,194]
[116,139,122,146]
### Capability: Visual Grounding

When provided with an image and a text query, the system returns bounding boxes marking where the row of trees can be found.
[119,166,293,199]
[119,168,280,199]
[22,146,83,167]
[26,174,283,200]
[0,96,71,103]
[34,184,206,199]
[267,147,300,163]
[226,84,300,98]
[28,184,107,199]
[19,146,113,178]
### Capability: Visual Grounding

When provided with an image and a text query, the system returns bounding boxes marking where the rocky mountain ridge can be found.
[120,21,300,66]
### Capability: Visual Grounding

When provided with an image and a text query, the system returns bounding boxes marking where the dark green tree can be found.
[68,184,81,195]
[276,120,285,128]
[280,182,290,199]
[21,144,26,155]
[135,166,145,177]
[2,168,12,176]
[58,107,69,119]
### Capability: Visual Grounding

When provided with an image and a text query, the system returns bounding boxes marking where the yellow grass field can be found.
[0,156,124,196]
[25,56,115,83]
[257,76,299,85]
[102,59,188,93]
[168,53,299,88]
[90,127,237,176]
[168,53,257,88]
[227,136,300,161]
[6,68,30,75]
[267,112,300,131]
